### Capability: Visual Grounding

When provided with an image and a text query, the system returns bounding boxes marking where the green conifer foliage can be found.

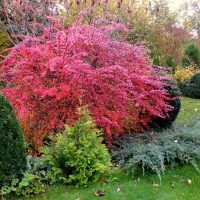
[0,94,26,187]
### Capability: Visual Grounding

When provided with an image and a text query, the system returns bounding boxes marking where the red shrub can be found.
[0,19,172,150]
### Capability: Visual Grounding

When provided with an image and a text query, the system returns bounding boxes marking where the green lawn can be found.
[176,97,200,124]
[29,97,200,200]
[31,165,200,200]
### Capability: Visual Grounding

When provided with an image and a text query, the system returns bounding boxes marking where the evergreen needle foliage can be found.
[184,72,200,99]
[0,94,26,187]
[42,107,111,187]
[111,118,200,179]
[150,77,181,130]
[182,43,200,67]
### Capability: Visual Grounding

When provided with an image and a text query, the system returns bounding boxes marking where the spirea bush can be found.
[41,107,111,187]
[0,94,26,187]
[0,18,172,150]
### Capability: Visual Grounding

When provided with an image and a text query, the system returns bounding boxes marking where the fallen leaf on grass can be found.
[180,176,185,182]
[152,182,159,187]
[187,179,192,185]
[93,190,105,197]
[103,178,111,184]
[171,182,175,188]
[135,178,140,183]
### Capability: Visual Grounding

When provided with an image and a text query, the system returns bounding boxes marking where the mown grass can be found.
[29,97,200,200]
[31,164,200,200]
[176,97,200,124]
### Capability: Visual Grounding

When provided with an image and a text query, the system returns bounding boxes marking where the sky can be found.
[167,0,186,11]
[167,0,199,12]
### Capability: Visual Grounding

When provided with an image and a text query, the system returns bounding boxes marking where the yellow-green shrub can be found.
[41,108,111,187]
[174,66,197,84]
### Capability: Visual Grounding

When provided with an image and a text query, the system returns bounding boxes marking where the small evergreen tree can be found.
[42,107,111,187]
[182,43,200,67]
[165,56,176,68]
[184,72,200,99]
[0,94,26,187]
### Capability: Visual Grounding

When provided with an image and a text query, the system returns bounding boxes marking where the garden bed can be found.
[25,97,200,200]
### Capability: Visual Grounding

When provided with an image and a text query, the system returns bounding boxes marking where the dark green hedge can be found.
[150,79,181,130]
[182,72,200,99]
[0,94,26,187]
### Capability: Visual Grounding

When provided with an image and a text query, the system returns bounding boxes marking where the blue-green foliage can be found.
[111,118,200,179]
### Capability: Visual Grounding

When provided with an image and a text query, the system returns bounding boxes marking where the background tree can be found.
[0,0,59,44]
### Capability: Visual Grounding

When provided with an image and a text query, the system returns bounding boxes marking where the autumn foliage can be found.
[0,18,172,150]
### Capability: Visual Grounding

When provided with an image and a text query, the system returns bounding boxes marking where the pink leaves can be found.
[0,19,171,149]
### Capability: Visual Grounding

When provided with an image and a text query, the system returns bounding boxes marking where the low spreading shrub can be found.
[183,72,200,99]
[0,94,26,187]
[0,18,172,150]
[111,118,200,179]
[41,108,111,187]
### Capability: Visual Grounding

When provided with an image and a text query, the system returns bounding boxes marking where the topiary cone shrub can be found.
[0,94,26,187]
[183,72,200,99]
[0,18,172,150]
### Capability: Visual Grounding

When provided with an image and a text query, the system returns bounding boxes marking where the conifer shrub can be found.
[182,43,200,67]
[174,66,197,96]
[111,118,200,179]
[183,72,200,99]
[0,94,26,187]
[165,56,176,68]
[150,79,181,130]
[41,107,111,187]
[150,66,181,130]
